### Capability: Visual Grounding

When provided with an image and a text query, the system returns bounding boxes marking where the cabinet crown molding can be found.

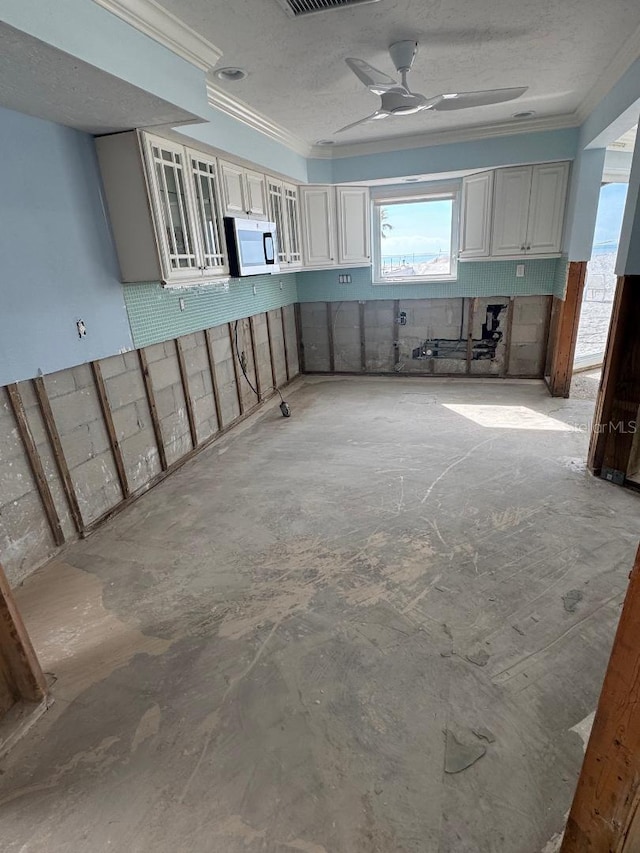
[93,0,223,71]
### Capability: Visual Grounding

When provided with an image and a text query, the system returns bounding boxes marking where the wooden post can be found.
[0,561,47,704]
[359,302,366,373]
[174,338,198,448]
[6,384,64,547]
[265,311,278,389]
[204,329,224,431]
[294,303,305,374]
[588,275,639,477]
[326,302,335,373]
[91,361,130,499]
[503,296,515,376]
[228,323,245,415]
[561,543,640,851]
[248,316,262,401]
[548,261,587,397]
[32,376,84,534]
[280,308,291,382]
[138,348,168,471]
[466,298,476,374]
[393,299,401,370]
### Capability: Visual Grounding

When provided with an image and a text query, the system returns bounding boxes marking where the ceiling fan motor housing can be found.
[389,40,419,73]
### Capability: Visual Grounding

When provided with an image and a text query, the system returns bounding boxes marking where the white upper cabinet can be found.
[491,167,533,256]
[219,160,267,219]
[267,178,302,268]
[336,186,371,265]
[187,148,228,275]
[459,172,494,258]
[300,186,338,267]
[526,162,570,254]
[491,162,569,257]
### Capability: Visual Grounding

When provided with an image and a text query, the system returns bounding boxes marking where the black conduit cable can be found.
[233,320,291,416]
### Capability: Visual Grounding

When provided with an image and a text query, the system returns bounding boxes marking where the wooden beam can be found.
[588,275,637,476]
[91,361,129,499]
[280,307,291,382]
[0,561,47,703]
[503,296,515,376]
[265,310,278,389]
[32,376,84,534]
[548,261,587,397]
[393,299,401,370]
[174,338,198,448]
[294,302,305,374]
[248,316,262,401]
[228,322,245,415]
[359,301,366,373]
[6,384,64,547]
[466,298,476,374]
[326,302,335,373]
[204,328,224,432]
[561,543,640,851]
[138,348,168,471]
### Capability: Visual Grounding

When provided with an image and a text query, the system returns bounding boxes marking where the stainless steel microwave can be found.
[224,217,280,277]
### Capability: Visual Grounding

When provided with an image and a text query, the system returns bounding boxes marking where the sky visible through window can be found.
[380,198,453,278]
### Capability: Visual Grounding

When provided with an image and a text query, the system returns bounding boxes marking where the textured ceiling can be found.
[0,23,197,135]
[161,0,640,145]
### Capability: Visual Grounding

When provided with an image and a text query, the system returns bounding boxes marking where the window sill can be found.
[372,275,458,285]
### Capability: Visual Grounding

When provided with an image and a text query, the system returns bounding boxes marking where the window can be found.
[372,185,459,283]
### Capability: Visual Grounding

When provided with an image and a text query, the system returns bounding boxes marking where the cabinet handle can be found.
[520,245,525,252]
[526,245,531,250]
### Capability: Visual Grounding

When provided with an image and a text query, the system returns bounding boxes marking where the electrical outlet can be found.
[179,297,186,312]
[252,284,257,295]
[338,274,352,284]
[279,280,283,290]
[76,319,87,338]
[516,264,525,278]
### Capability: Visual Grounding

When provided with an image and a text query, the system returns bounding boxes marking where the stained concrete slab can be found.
[3,376,640,852]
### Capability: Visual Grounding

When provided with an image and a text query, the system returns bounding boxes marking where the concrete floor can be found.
[2,376,640,853]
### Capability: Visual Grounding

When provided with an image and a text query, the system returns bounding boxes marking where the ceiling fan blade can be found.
[432,87,528,111]
[345,57,399,95]
[335,111,390,134]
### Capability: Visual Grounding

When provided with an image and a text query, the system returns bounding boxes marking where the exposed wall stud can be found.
[266,310,278,389]
[359,302,366,372]
[248,316,262,401]
[548,261,587,397]
[138,348,168,471]
[228,322,245,415]
[91,361,130,499]
[326,302,335,373]
[204,328,224,431]
[280,307,291,382]
[393,299,401,368]
[294,303,305,373]
[6,384,65,547]
[466,298,476,374]
[32,376,84,534]
[503,297,515,376]
[175,338,198,448]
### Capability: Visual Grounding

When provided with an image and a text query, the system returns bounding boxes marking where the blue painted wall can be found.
[123,273,299,348]
[0,106,133,385]
[297,258,562,302]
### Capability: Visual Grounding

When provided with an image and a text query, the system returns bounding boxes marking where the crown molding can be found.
[92,0,222,71]
[308,113,582,159]
[206,81,313,157]
[575,21,640,123]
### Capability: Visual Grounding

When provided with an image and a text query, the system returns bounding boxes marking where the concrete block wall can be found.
[299,296,551,379]
[0,311,300,587]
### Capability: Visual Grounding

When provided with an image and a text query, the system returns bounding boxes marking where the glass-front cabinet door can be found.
[145,136,200,281]
[284,184,302,268]
[188,151,228,275]
[267,179,288,265]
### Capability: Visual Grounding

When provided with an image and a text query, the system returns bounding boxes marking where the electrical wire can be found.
[233,320,286,404]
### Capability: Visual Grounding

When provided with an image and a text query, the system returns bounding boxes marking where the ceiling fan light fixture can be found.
[214,67,247,82]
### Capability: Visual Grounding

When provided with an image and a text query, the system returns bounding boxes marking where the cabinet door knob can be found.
[526,245,531,250]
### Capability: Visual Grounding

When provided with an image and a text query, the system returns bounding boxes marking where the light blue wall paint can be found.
[617,139,640,275]
[0,107,133,386]
[581,57,640,149]
[297,259,560,302]
[123,274,299,348]
[308,128,580,184]
[564,147,605,261]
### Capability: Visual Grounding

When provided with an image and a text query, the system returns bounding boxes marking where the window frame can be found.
[371,182,460,285]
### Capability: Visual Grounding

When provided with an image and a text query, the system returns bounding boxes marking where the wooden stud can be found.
[0,561,47,703]
[6,384,64,547]
[359,302,366,373]
[228,322,245,415]
[393,299,401,369]
[466,298,476,374]
[32,376,84,534]
[138,348,168,471]
[265,310,278,389]
[174,338,198,448]
[248,315,262,401]
[294,302,305,373]
[326,302,335,373]
[503,297,515,376]
[561,544,640,851]
[280,307,291,382]
[91,361,129,499]
[548,261,587,397]
[204,328,224,432]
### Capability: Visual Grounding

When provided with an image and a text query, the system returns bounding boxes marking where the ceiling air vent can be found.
[275,0,381,17]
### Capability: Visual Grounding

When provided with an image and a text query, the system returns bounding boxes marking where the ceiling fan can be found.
[336,40,527,134]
